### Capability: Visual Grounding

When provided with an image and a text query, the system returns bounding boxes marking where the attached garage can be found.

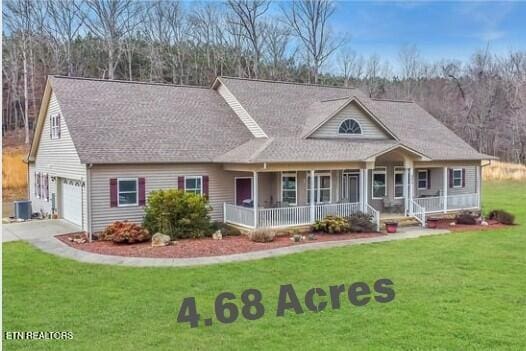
[60,178,83,226]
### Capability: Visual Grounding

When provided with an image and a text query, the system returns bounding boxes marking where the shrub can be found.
[102,221,151,244]
[347,212,377,232]
[455,211,479,225]
[313,215,350,234]
[143,189,212,240]
[488,209,515,225]
[248,228,276,243]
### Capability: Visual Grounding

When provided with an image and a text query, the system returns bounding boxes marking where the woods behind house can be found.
[3,0,526,164]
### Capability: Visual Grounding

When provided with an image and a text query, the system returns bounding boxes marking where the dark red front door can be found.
[236,178,252,206]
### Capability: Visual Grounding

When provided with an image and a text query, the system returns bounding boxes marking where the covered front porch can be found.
[221,149,482,229]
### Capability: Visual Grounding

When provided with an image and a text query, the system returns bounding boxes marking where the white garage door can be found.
[61,179,82,226]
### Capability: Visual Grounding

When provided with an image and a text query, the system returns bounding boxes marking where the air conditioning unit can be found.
[14,200,32,220]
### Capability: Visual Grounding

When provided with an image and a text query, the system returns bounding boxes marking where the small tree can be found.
[143,189,211,239]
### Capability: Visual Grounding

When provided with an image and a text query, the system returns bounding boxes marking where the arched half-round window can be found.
[338,119,362,134]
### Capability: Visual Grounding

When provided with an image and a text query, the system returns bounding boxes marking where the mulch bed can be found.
[432,219,507,232]
[56,232,384,259]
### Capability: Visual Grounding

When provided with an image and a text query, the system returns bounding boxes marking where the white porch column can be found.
[403,168,409,216]
[476,165,481,209]
[408,167,414,215]
[359,169,365,212]
[253,171,258,228]
[309,170,315,222]
[443,167,448,213]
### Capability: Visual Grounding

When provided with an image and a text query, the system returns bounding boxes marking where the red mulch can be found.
[432,219,507,232]
[56,232,384,259]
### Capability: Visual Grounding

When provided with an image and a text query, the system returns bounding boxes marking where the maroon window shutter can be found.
[203,176,209,198]
[57,114,61,138]
[45,174,49,201]
[50,117,53,138]
[449,169,453,188]
[110,178,118,207]
[427,169,431,189]
[138,177,146,206]
[34,172,38,196]
[462,168,466,188]
[178,176,185,191]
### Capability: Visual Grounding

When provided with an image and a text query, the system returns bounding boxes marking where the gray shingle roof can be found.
[50,76,253,163]
[219,77,494,161]
[48,75,494,165]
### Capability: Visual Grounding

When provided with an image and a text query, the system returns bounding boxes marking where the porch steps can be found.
[379,215,421,232]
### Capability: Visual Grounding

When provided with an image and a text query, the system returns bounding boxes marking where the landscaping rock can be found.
[212,230,223,240]
[481,221,489,226]
[152,233,171,247]
[308,233,317,240]
[290,234,305,242]
[449,222,456,226]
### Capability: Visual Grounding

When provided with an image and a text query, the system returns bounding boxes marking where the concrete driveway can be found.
[2,219,81,243]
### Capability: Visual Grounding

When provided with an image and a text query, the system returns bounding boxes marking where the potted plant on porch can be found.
[384,221,398,234]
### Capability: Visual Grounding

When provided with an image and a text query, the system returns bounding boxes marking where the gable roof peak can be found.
[50,75,210,90]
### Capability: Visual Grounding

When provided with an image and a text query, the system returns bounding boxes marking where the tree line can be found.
[2,0,525,163]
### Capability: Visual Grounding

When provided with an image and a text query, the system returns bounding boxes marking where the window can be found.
[307,171,331,204]
[118,178,138,206]
[35,172,41,198]
[281,172,297,205]
[50,114,61,139]
[372,168,386,199]
[417,170,428,190]
[338,119,362,134]
[394,167,404,199]
[185,176,203,195]
[452,169,463,188]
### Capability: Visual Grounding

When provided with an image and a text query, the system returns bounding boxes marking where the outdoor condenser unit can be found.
[13,200,32,220]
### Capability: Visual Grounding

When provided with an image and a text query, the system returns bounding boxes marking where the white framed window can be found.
[281,172,297,206]
[394,167,404,199]
[117,178,138,207]
[50,114,61,139]
[372,167,386,199]
[417,170,428,190]
[307,171,331,204]
[452,169,463,188]
[185,176,203,195]
[338,119,362,134]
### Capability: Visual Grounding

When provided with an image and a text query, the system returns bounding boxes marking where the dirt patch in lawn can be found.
[433,219,508,232]
[56,232,384,258]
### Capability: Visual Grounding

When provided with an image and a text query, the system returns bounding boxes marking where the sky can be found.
[329,1,526,66]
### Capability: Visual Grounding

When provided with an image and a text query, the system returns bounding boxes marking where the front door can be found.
[235,178,252,206]
[342,173,360,203]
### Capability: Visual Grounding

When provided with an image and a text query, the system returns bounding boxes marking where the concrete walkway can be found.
[2,219,81,243]
[26,227,451,267]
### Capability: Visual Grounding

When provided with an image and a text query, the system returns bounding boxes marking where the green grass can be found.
[3,181,526,350]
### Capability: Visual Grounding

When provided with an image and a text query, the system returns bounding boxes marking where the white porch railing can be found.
[258,205,311,228]
[314,202,362,221]
[223,203,255,228]
[447,193,479,210]
[224,202,363,229]
[412,193,480,214]
[410,199,426,226]
[366,204,380,231]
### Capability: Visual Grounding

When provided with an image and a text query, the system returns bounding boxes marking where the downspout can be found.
[86,163,93,242]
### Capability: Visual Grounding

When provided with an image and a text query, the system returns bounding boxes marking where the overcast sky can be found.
[330,1,525,64]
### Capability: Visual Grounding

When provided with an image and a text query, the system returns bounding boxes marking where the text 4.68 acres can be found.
[176,278,395,328]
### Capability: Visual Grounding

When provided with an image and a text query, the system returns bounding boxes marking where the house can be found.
[28,76,495,236]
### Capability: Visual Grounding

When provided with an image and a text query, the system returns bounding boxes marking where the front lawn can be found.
[3,181,526,350]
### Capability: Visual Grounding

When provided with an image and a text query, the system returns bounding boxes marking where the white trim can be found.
[338,118,363,135]
[306,171,332,204]
[393,167,405,199]
[234,176,253,206]
[117,178,138,207]
[371,167,387,199]
[184,175,203,195]
[417,169,428,190]
[281,171,298,206]
[452,168,463,188]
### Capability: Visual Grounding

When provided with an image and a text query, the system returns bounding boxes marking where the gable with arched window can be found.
[338,118,362,135]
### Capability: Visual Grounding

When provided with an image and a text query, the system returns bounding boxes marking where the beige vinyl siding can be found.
[310,102,391,139]
[413,165,478,196]
[216,83,267,138]
[30,92,87,229]
[89,164,247,232]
